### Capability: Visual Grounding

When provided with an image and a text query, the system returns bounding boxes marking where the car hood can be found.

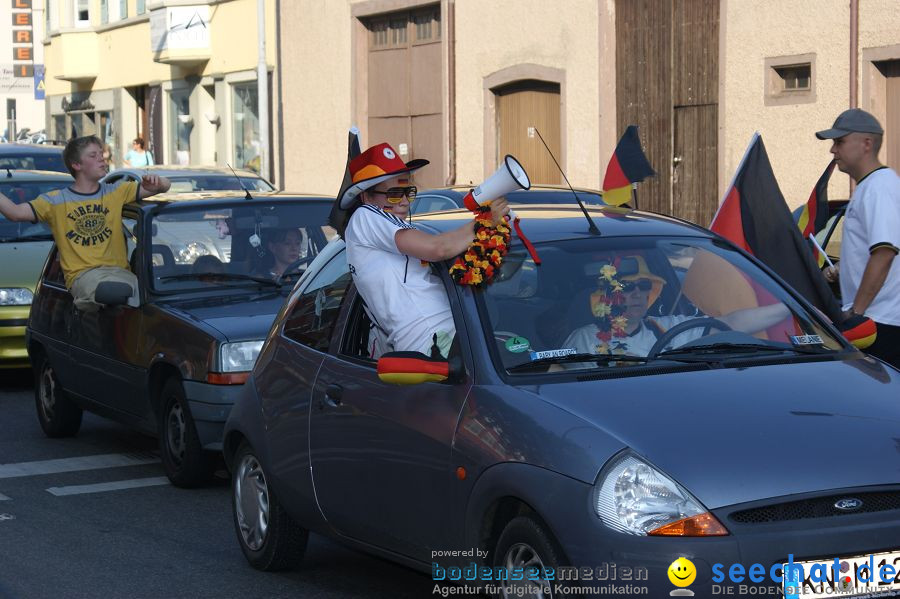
[161,294,284,342]
[532,357,900,509]
[0,241,52,291]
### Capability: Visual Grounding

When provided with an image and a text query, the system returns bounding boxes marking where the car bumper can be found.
[0,306,31,368]
[182,380,245,452]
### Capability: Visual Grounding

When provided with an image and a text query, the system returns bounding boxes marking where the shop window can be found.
[232,82,260,173]
[170,89,192,165]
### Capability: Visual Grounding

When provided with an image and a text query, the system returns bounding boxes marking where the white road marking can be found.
[46,476,170,496]
[0,493,10,501]
[0,452,158,479]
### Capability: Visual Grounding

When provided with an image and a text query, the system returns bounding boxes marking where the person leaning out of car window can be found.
[817,109,900,369]
[561,255,791,360]
[334,142,508,359]
[0,135,170,312]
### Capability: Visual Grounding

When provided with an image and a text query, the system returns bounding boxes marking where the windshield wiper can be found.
[0,233,53,242]
[657,342,829,359]
[158,273,282,287]
[507,352,650,372]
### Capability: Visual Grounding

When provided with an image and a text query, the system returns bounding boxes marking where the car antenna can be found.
[532,127,601,236]
[226,163,254,200]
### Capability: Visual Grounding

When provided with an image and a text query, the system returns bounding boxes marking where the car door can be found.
[308,283,472,561]
[66,216,145,415]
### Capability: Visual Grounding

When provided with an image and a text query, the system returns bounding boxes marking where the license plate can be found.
[783,550,900,598]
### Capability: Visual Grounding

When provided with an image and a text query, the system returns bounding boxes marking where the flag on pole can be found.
[602,125,655,206]
[797,160,837,267]
[709,133,843,323]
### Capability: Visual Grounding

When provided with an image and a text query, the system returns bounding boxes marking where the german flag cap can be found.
[338,142,429,208]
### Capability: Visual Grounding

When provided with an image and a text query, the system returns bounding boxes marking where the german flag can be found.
[377,352,449,385]
[602,125,655,207]
[797,160,836,267]
[709,134,843,324]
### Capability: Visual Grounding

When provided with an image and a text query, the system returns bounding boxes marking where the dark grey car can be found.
[224,204,900,598]
[26,192,334,487]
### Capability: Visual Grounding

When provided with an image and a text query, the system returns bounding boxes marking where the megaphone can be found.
[463,155,531,215]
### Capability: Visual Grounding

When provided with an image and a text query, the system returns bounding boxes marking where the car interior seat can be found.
[151,244,176,279]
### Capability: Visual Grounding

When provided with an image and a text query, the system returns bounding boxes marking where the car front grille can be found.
[729,491,900,524]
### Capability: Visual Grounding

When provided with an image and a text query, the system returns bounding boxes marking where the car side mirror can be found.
[94,281,133,306]
[376,351,463,385]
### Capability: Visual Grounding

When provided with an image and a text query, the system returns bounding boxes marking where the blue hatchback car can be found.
[223,204,900,598]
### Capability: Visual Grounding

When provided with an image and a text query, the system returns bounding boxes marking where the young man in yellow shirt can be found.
[0,135,170,311]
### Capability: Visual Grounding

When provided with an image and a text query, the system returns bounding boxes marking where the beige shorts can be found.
[70,266,139,312]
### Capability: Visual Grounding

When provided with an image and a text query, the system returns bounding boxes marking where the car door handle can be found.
[322,384,343,408]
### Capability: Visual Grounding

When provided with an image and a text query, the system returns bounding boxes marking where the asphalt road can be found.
[0,369,445,599]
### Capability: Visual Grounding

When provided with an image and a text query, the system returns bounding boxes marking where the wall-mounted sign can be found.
[33,64,44,100]
[12,0,33,78]
[150,5,210,53]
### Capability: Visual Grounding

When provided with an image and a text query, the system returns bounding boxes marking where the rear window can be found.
[0,152,67,173]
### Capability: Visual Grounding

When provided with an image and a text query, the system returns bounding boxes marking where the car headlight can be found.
[219,340,264,372]
[593,452,728,537]
[0,288,33,306]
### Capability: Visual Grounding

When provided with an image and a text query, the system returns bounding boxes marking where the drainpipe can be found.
[445,1,456,186]
[257,0,270,180]
[850,0,858,109]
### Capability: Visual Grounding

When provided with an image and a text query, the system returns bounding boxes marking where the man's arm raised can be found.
[395,198,509,262]
[0,193,36,222]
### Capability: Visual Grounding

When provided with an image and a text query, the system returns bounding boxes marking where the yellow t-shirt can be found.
[29,181,140,288]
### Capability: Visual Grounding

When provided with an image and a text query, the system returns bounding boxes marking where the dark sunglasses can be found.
[370,186,417,204]
[621,279,653,293]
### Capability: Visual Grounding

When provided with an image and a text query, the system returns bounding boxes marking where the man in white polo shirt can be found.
[335,142,508,358]
[818,108,900,368]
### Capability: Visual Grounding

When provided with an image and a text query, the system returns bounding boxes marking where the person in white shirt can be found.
[336,142,508,358]
[818,109,900,368]
[562,255,789,360]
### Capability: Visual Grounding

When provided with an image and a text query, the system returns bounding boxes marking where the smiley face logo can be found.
[668,557,696,587]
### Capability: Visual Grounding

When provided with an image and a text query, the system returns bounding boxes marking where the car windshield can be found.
[0,180,70,241]
[480,236,846,373]
[0,152,67,173]
[166,176,275,193]
[148,201,335,293]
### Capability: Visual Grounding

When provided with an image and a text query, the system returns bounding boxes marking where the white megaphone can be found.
[464,154,531,218]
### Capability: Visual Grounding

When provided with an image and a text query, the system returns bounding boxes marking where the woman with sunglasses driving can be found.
[560,254,790,361]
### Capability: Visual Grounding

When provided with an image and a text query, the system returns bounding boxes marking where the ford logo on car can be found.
[834,498,864,511]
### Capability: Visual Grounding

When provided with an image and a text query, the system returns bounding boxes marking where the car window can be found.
[481,237,845,374]
[149,201,334,292]
[43,249,65,286]
[0,180,70,241]
[167,175,275,192]
[0,152,66,173]
[283,251,352,351]
[411,194,459,215]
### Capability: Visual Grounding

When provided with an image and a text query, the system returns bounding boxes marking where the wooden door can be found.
[674,104,718,225]
[496,83,561,184]
[881,60,900,172]
[366,7,443,188]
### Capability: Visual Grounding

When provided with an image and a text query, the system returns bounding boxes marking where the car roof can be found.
[131,190,334,211]
[0,169,72,181]
[107,165,266,178]
[419,184,603,197]
[408,204,713,241]
[0,143,63,155]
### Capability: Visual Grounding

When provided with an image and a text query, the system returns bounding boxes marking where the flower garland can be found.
[589,264,629,353]
[449,205,511,287]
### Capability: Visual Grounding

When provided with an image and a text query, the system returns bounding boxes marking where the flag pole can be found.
[631,183,638,210]
[708,132,760,228]
[808,234,835,269]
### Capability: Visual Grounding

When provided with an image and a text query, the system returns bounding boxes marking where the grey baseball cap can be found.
[816,108,884,139]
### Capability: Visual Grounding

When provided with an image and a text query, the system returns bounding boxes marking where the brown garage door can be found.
[878,60,900,172]
[365,7,443,188]
[495,81,561,185]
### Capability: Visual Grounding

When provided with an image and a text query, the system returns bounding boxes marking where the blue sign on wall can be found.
[33,64,44,100]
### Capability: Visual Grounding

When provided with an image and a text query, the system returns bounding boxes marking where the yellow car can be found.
[0,169,73,367]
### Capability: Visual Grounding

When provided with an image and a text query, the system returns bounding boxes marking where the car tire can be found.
[232,441,308,571]
[34,354,82,438]
[493,515,573,599]
[158,378,213,488]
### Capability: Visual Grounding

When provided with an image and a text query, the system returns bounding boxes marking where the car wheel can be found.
[34,354,82,438]
[232,441,308,571]
[158,378,213,487]
[493,515,572,599]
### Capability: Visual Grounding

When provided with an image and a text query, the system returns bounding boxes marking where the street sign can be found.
[33,64,44,100]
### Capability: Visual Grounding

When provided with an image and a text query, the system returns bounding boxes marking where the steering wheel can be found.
[274,255,315,286]
[646,317,732,359]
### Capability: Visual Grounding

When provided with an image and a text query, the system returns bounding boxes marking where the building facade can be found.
[43,0,275,173]
[1,0,46,140]
[277,0,900,223]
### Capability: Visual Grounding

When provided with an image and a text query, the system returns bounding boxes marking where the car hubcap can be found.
[500,542,552,599]
[234,453,269,551]
[166,401,186,465]
[39,366,56,420]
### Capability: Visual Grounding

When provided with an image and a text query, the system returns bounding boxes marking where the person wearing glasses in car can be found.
[561,255,790,359]
[337,142,508,358]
